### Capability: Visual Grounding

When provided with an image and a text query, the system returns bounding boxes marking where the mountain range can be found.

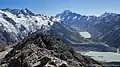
[56,10,120,48]
[0,8,119,49]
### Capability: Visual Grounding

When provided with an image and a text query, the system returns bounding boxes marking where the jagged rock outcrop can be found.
[0,31,102,67]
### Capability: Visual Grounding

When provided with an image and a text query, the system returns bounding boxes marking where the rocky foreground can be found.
[0,31,102,67]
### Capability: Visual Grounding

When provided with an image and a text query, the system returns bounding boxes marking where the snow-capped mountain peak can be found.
[63,10,71,14]
[0,8,35,16]
[0,8,60,45]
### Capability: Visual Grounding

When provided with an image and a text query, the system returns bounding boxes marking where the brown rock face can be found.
[0,31,103,67]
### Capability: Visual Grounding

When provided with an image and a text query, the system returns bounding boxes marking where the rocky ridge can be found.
[0,31,102,67]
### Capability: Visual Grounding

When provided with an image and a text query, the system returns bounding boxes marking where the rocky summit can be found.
[0,31,102,67]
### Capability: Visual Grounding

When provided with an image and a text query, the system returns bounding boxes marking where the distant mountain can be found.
[0,8,91,46]
[56,10,120,48]
[0,31,102,67]
[0,8,60,45]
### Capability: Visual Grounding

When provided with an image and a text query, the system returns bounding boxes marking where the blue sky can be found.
[0,0,119,16]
